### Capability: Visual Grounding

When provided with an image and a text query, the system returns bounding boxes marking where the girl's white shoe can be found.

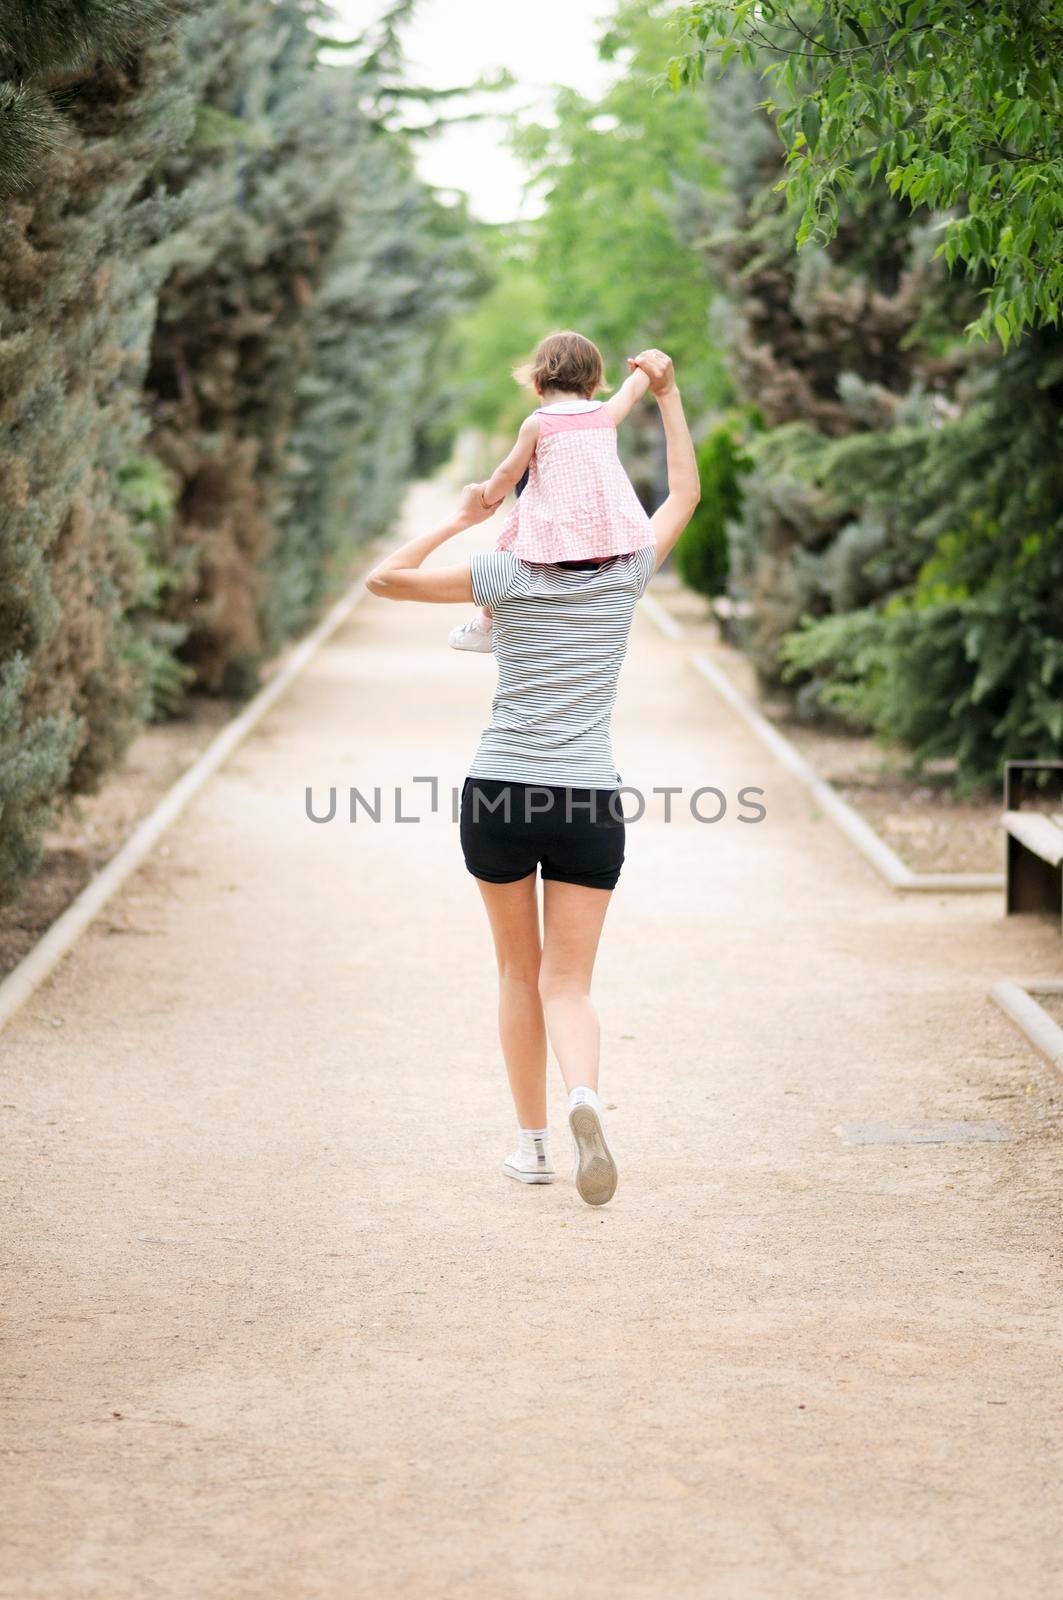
[503,1129,555,1185]
[448,614,494,653]
[568,1087,617,1207]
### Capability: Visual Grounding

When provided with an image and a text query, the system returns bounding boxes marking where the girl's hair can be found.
[513,330,607,398]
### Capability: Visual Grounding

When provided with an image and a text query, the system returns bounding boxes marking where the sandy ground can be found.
[0,699,239,980]
[2,482,1062,1600]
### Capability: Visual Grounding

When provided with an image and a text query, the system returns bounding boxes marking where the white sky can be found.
[329,0,620,222]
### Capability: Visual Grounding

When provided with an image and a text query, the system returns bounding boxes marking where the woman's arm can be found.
[364,484,495,603]
[630,350,700,570]
[479,413,540,507]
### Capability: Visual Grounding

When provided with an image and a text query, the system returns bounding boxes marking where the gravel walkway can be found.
[3,484,1061,1599]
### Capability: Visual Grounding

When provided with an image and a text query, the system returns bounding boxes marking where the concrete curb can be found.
[990,979,1063,1076]
[639,592,685,641]
[0,565,375,1036]
[639,592,1003,896]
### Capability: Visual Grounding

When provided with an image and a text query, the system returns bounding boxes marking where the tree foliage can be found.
[514,0,729,422]
[668,58,1062,788]
[444,0,731,509]
[142,1,477,691]
[444,230,550,440]
[0,0,185,191]
[672,414,755,598]
[776,326,1063,789]
[0,0,480,901]
[0,5,204,900]
[671,0,1063,345]
[684,68,980,669]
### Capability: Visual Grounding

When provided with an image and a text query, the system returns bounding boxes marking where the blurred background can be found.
[1,0,1060,942]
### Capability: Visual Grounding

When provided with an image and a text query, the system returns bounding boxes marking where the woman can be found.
[366,350,699,1206]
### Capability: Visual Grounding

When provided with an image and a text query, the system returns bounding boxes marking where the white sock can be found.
[518,1125,549,1153]
[568,1086,602,1115]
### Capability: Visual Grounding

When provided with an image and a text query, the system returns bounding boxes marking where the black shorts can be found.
[460,778,626,891]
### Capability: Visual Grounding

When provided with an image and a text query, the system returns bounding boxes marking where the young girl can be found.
[448,329,654,651]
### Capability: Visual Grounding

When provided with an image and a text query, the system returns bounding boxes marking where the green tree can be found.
[444,229,550,440]
[0,4,204,901]
[0,0,181,191]
[672,0,1063,344]
[681,66,982,680]
[145,0,482,689]
[280,141,482,633]
[672,414,755,597]
[0,0,481,902]
[777,326,1063,789]
[512,0,729,422]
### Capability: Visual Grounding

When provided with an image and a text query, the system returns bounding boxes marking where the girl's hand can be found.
[629,349,677,397]
[459,482,503,524]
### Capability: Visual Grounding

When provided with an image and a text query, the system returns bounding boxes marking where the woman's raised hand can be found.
[629,349,677,397]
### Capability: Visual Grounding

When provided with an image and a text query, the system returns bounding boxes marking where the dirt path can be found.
[3,482,1061,1600]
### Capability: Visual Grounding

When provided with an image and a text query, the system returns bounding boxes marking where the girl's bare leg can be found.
[538,880,614,1094]
[473,874,547,1127]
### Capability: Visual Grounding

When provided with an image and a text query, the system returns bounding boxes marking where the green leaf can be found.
[800,99,821,152]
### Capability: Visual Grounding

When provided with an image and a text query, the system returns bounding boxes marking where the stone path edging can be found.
[0,561,377,1036]
[639,591,1004,897]
[990,979,1063,1077]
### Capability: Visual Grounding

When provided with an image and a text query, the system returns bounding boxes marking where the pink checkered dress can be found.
[495,402,653,563]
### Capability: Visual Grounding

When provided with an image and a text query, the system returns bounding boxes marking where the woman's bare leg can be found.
[538,880,614,1094]
[474,874,547,1128]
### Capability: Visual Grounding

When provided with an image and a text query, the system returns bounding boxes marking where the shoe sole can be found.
[502,1162,555,1185]
[568,1106,618,1206]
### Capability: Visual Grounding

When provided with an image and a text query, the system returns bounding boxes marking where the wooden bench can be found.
[1003,760,1063,932]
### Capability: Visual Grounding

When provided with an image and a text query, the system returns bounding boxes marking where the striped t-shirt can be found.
[468,545,657,790]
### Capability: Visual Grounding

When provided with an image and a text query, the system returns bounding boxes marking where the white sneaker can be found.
[449,615,494,653]
[503,1132,555,1185]
[568,1088,617,1207]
